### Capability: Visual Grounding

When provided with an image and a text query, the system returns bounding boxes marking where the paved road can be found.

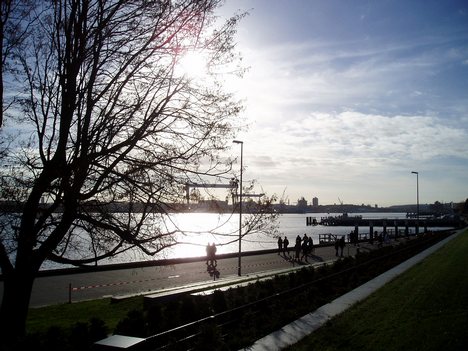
[1,243,366,308]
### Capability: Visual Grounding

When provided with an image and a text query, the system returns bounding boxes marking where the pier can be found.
[307,214,462,244]
[317,229,413,244]
[315,215,461,228]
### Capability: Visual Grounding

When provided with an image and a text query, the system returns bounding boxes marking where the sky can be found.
[216,0,468,207]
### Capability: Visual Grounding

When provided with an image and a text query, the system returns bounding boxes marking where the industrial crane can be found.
[185,181,237,204]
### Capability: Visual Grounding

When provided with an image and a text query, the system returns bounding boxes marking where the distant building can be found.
[297,197,308,208]
[312,197,319,207]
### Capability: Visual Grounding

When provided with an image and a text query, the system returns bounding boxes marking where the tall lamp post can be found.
[233,140,243,276]
[411,171,419,235]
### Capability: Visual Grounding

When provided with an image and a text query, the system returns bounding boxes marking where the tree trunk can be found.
[0,269,36,348]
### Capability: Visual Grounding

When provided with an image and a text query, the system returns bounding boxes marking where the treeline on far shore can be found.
[0,199,461,215]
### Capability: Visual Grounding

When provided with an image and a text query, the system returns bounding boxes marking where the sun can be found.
[178,50,210,79]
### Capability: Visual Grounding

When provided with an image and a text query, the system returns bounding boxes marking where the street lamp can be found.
[233,140,243,276]
[411,171,419,235]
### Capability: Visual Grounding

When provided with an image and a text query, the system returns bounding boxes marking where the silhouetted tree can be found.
[0,0,278,346]
[1,0,36,128]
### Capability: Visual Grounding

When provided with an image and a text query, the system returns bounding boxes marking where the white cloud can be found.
[252,111,468,164]
[225,2,468,205]
[235,34,468,124]
[237,111,468,205]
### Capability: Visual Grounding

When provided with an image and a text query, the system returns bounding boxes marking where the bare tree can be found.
[0,0,277,344]
[1,0,36,128]
[0,0,11,128]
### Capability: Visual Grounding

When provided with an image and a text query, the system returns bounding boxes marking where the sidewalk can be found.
[9,241,356,307]
[3,235,412,308]
[140,239,398,305]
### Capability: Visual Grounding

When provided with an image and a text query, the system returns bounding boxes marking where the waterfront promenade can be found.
[1,241,365,308]
[92,229,461,350]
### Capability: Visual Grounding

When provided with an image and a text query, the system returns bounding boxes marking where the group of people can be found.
[205,242,217,266]
[334,236,346,257]
[277,233,315,262]
[277,236,290,256]
[374,230,386,247]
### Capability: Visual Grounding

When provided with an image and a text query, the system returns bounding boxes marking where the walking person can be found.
[205,243,211,265]
[277,236,283,255]
[283,236,289,256]
[295,234,301,249]
[294,239,301,262]
[349,230,355,246]
[307,236,314,255]
[300,239,308,262]
[378,232,383,247]
[339,236,345,257]
[209,243,217,266]
[294,234,302,262]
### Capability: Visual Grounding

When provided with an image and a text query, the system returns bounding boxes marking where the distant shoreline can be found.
[0,199,450,215]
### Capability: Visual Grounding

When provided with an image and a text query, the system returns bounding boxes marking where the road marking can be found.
[168,275,180,279]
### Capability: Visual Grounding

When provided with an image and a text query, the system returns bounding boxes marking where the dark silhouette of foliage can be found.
[0,2,280,348]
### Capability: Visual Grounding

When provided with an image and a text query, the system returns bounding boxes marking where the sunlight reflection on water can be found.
[41,212,414,269]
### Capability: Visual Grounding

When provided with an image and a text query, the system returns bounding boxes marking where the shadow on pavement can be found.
[206,262,220,280]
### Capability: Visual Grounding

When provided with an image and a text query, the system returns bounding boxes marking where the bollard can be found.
[68,283,72,304]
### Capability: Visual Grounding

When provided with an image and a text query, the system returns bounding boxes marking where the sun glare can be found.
[178,51,209,79]
[165,213,238,258]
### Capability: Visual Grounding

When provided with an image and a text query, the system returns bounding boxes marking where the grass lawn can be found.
[26,296,144,335]
[286,229,468,351]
